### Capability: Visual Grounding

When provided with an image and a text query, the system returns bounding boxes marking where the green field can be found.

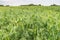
[0,6,60,40]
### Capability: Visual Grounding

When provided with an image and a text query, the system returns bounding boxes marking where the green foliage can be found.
[0,6,60,40]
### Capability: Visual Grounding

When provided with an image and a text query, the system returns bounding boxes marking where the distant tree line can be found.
[0,5,9,6]
[50,4,59,6]
[0,4,60,6]
[21,4,60,6]
[21,4,41,6]
[0,5,3,6]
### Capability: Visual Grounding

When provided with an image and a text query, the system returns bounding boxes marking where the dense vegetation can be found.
[0,6,60,40]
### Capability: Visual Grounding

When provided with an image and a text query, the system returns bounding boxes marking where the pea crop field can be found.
[0,6,60,40]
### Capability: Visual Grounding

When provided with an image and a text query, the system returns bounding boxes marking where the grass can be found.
[0,6,60,40]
